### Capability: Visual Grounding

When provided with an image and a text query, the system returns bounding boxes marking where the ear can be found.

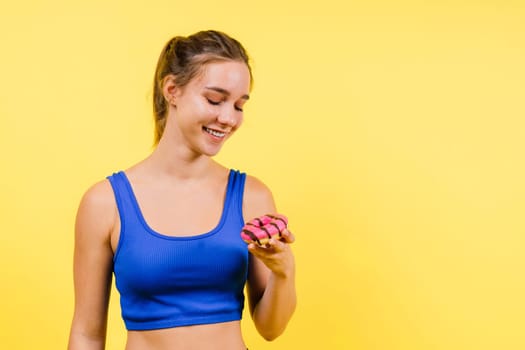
[162,75,181,106]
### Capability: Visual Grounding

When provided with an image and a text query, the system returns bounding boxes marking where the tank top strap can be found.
[106,171,141,231]
[226,169,247,226]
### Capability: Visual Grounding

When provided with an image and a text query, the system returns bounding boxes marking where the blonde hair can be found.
[152,30,252,144]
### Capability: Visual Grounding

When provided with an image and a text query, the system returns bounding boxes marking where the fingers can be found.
[248,242,268,260]
[249,236,290,258]
[248,238,295,278]
[280,228,295,244]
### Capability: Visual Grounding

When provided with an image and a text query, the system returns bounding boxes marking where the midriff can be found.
[125,320,246,350]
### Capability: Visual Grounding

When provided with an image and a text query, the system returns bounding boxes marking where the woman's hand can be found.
[247,229,295,278]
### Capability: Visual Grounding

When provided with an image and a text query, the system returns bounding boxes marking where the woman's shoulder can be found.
[80,178,116,209]
[75,178,117,237]
[243,174,273,199]
[242,174,277,220]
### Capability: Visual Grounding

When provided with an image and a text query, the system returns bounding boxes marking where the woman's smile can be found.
[202,126,227,139]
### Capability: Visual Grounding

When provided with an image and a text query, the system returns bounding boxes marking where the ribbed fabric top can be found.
[107,169,248,330]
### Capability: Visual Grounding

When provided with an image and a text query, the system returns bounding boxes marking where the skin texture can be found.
[68,60,296,350]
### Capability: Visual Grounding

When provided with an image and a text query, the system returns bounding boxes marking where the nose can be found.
[217,106,240,127]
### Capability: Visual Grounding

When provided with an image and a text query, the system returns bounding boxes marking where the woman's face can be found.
[169,60,251,157]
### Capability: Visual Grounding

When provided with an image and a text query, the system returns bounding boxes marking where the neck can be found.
[145,132,217,181]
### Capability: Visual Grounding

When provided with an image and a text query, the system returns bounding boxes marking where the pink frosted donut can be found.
[241,214,288,246]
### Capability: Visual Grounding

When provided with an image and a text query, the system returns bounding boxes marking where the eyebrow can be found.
[205,86,250,100]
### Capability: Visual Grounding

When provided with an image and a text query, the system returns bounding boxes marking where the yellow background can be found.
[1,0,524,349]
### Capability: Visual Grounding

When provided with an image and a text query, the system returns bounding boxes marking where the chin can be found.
[201,145,223,157]
[199,138,228,157]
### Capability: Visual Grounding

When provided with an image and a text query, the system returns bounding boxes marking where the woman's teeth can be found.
[203,126,226,137]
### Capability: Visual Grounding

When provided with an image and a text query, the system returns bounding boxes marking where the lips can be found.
[202,126,227,138]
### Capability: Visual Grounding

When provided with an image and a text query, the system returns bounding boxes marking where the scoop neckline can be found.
[118,170,234,241]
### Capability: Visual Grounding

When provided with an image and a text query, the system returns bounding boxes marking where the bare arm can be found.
[243,176,296,341]
[68,181,117,350]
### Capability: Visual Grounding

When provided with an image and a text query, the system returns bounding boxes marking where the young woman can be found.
[67,30,296,350]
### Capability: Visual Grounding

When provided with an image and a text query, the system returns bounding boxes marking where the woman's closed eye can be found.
[206,98,221,106]
[207,97,244,112]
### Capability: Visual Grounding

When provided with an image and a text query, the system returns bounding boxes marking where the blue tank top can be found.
[107,169,248,331]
